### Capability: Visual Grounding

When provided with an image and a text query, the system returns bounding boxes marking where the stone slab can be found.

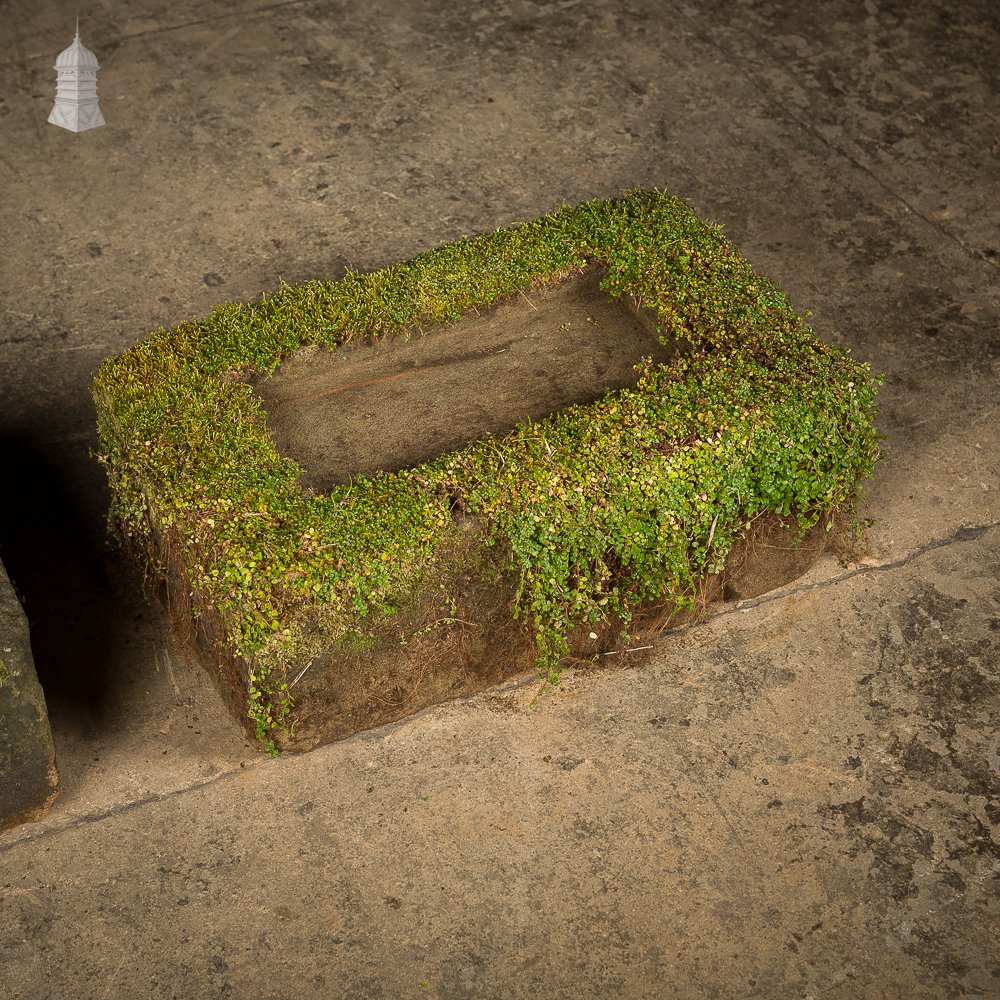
[0,560,57,832]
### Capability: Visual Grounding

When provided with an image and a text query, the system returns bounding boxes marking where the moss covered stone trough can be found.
[92,191,881,752]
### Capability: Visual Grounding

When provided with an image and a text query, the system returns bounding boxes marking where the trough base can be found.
[176,513,831,752]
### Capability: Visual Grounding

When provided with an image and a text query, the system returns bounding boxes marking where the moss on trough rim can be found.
[92,189,882,750]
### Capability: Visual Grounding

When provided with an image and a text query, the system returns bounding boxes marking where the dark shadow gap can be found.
[0,431,127,734]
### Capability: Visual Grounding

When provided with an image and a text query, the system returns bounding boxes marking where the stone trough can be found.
[92,192,881,752]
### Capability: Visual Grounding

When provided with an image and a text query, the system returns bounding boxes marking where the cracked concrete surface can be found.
[0,1,997,997]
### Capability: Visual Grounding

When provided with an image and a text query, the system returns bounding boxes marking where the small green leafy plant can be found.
[92,190,881,747]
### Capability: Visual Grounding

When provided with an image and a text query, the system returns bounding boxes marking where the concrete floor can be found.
[1,1,998,996]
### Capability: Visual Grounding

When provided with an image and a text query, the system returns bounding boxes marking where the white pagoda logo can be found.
[48,20,105,133]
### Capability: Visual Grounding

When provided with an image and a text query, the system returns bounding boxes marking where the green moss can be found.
[92,190,881,747]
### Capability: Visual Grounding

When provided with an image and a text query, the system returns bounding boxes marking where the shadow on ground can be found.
[0,431,125,733]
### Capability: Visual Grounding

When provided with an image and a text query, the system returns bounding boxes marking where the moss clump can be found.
[92,190,881,750]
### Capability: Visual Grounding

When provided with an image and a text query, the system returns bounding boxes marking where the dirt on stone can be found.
[252,266,674,490]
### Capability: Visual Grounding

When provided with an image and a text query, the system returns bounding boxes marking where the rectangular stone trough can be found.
[92,192,881,752]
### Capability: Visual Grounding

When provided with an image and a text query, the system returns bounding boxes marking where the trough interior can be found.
[253,267,673,490]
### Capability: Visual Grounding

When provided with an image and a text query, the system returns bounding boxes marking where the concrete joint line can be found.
[0,767,248,857]
[3,521,997,855]
[673,13,999,275]
[0,0,312,70]
[720,521,1000,620]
